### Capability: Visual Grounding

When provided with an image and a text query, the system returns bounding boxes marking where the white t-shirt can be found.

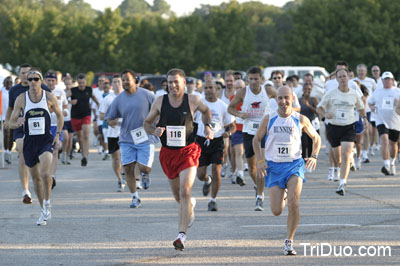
[325,79,360,92]
[317,87,364,126]
[220,89,235,105]
[155,89,167,98]
[91,87,103,122]
[100,93,121,138]
[353,77,377,112]
[197,98,234,138]
[368,87,400,131]
[1,87,9,120]
[50,87,68,126]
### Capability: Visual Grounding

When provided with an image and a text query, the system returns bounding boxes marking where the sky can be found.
[81,0,290,16]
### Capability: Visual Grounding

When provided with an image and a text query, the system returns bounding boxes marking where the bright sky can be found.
[82,0,290,16]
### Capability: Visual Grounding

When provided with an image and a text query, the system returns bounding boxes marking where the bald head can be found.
[234,79,246,90]
[276,86,294,112]
[277,86,292,97]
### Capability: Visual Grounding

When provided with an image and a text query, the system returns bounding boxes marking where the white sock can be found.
[206,176,212,185]
[362,150,368,158]
[131,192,139,198]
[209,198,216,202]
[256,194,263,200]
[339,179,346,186]
[384,160,390,168]
[43,199,51,205]
[390,158,396,166]
[237,170,244,177]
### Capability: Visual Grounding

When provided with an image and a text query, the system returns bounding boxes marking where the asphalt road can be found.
[0,134,399,265]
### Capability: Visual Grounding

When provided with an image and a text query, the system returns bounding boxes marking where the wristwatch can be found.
[205,123,212,128]
[311,155,318,159]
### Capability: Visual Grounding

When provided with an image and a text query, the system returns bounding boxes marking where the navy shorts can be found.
[63,121,75,133]
[231,131,243,146]
[355,117,364,135]
[23,137,54,168]
[13,126,24,140]
[326,123,356,148]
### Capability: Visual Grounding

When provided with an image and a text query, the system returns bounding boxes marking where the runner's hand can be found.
[325,112,334,119]
[154,127,165,137]
[17,117,25,127]
[256,160,267,180]
[304,157,317,171]
[204,126,214,140]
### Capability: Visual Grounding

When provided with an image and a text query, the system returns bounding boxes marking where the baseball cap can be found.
[382,71,394,79]
[186,78,195,84]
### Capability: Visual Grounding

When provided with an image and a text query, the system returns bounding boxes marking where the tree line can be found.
[1,0,399,77]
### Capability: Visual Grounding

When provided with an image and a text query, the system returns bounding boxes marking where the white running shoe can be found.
[390,164,396,176]
[327,168,334,181]
[333,168,340,181]
[355,158,361,170]
[173,233,187,251]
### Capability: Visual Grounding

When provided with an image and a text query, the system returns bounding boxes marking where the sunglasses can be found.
[27,77,40,82]
[273,77,282,80]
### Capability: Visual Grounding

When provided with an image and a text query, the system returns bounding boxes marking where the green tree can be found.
[119,0,150,17]
[152,0,171,15]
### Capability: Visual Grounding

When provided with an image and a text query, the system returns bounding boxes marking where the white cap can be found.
[382,71,394,79]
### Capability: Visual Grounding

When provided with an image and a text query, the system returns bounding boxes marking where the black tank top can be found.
[157,94,195,149]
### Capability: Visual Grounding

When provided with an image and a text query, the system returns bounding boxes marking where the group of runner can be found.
[2,61,399,255]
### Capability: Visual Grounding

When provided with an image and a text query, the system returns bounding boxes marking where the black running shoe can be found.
[51,177,56,190]
[381,166,390,176]
[236,176,246,186]
[81,157,87,167]
[208,201,217,211]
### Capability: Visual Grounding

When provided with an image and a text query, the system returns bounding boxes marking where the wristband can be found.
[56,132,61,135]
[257,159,265,164]
[205,123,212,129]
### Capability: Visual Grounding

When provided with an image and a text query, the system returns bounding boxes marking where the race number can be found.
[311,117,320,130]
[382,97,394,110]
[335,109,350,123]
[166,126,186,147]
[130,127,149,144]
[273,142,294,162]
[28,117,45,135]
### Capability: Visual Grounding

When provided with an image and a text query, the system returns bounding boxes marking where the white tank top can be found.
[24,91,50,117]
[265,111,302,162]
[242,86,270,135]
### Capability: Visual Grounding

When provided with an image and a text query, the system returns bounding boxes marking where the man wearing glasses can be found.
[5,63,51,204]
[270,70,301,113]
[8,69,64,225]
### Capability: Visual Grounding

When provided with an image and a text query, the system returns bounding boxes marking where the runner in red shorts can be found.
[144,68,213,251]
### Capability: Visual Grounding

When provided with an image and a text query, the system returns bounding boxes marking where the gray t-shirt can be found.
[105,87,155,143]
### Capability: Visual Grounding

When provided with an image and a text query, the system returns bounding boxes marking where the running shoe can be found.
[336,183,345,196]
[355,158,361,170]
[255,198,264,211]
[236,175,246,186]
[390,164,396,175]
[141,173,151,190]
[381,166,390,176]
[283,239,297,255]
[229,174,236,184]
[369,146,375,156]
[173,233,186,251]
[117,181,125,192]
[244,163,249,171]
[362,158,370,163]
[221,164,228,177]
[22,193,32,204]
[333,168,340,182]
[202,176,212,196]
[327,168,334,181]
[37,211,47,226]
[129,196,141,208]
[188,197,196,228]
[51,176,56,190]
[102,153,109,160]
[43,203,51,221]
[208,201,217,211]
[81,157,87,167]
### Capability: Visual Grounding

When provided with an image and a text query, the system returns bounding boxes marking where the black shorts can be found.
[63,121,75,133]
[377,125,400,142]
[196,136,224,166]
[326,123,356,148]
[23,136,54,168]
[108,137,120,154]
[243,132,265,159]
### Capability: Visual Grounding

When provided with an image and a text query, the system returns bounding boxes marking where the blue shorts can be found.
[355,116,364,135]
[366,112,371,123]
[50,126,64,142]
[120,142,155,167]
[231,130,243,146]
[13,126,24,140]
[265,158,306,189]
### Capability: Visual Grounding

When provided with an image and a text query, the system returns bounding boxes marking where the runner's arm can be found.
[227,88,248,119]
[8,95,25,129]
[301,115,321,170]
[144,96,163,137]
[252,115,269,179]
